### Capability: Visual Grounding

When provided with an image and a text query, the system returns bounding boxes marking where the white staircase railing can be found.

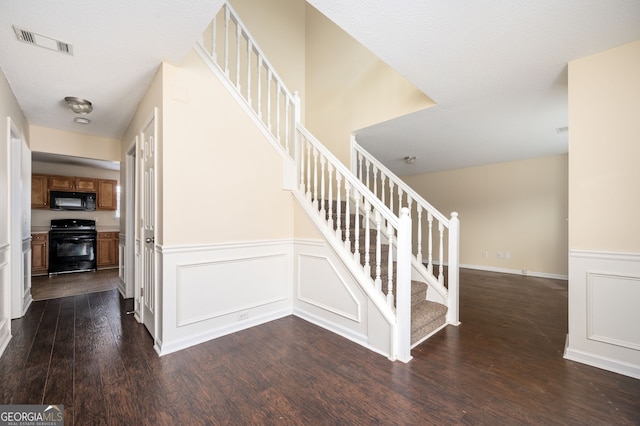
[352,139,460,326]
[198,2,297,158]
[297,127,413,361]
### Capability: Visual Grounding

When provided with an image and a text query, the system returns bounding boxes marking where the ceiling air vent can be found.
[13,25,73,56]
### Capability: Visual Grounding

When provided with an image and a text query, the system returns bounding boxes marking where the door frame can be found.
[7,117,30,319]
[137,108,158,346]
[124,136,138,301]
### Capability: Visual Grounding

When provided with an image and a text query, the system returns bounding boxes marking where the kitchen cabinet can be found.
[31,232,48,276]
[49,175,97,192]
[97,179,117,210]
[31,174,49,208]
[31,173,117,210]
[97,231,119,269]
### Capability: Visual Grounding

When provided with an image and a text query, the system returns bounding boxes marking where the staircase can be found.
[325,200,448,346]
[195,2,459,362]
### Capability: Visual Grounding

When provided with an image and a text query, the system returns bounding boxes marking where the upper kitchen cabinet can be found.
[31,174,49,208]
[49,175,97,192]
[97,179,117,210]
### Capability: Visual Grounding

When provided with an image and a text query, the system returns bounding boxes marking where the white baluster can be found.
[354,190,361,263]
[397,187,403,216]
[417,205,423,264]
[374,209,382,291]
[285,98,290,154]
[380,175,386,206]
[299,137,305,192]
[427,212,433,274]
[224,7,230,76]
[305,139,311,201]
[235,24,241,89]
[365,160,371,190]
[335,173,342,239]
[386,221,394,308]
[267,70,272,130]
[327,165,334,229]
[211,9,217,62]
[247,39,252,106]
[344,182,351,252]
[372,166,378,197]
[257,58,262,119]
[389,181,394,217]
[312,147,318,209]
[363,201,371,278]
[438,221,445,285]
[320,156,326,216]
[276,83,281,143]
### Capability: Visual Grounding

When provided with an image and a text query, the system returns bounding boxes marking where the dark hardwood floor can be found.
[31,269,119,301]
[1,269,639,425]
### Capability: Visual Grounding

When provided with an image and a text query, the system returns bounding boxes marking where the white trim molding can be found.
[565,249,640,379]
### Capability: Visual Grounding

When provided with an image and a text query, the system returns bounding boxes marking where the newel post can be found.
[447,212,460,325]
[395,207,413,362]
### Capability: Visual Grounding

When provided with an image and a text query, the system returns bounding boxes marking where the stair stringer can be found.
[292,189,398,360]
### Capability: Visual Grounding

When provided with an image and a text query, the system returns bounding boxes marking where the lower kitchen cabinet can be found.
[97,232,119,269]
[31,232,48,276]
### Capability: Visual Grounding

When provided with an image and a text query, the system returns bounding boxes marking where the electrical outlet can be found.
[497,252,503,259]
[482,250,488,258]
[505,252,511,260]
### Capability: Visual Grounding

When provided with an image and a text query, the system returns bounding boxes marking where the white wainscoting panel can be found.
[294,240,393,358]
[176,254,288,327]
[0,245,11,357]
[156,240,293,356]
[297,253,360,322]
[587,272,640,350]
[565,250,640,379]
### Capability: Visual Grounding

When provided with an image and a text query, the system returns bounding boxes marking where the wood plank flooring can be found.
[1,269,639,425]
[31,269,120,301]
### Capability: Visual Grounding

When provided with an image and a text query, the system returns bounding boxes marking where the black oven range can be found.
[48,219,97,275]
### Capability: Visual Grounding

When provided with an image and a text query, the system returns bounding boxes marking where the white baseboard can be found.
[157,307,292,356]
[564,336,640,379]
[293,308,390,359]
[460,263,568,280]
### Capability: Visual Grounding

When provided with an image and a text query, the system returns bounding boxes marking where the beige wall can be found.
[568,40,640,253]
[120,64,164,239]
[403,154,569,276]
[160,50,294,245]
[0,66,29,244]
[30,125,120,162]
[305,5,434,166]
[229,0,306,116]
[31,161,120,231]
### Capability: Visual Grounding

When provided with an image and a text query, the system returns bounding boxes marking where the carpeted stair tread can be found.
[411,301,448,345]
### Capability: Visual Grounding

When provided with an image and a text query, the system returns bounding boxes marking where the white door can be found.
[140,114,157,339]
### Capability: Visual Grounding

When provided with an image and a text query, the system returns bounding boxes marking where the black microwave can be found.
[50,191,96,211]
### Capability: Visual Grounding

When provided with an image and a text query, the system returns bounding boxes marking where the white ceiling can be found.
[0,0,223,140]
[2,1,640,175]
[308,0,640,175]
